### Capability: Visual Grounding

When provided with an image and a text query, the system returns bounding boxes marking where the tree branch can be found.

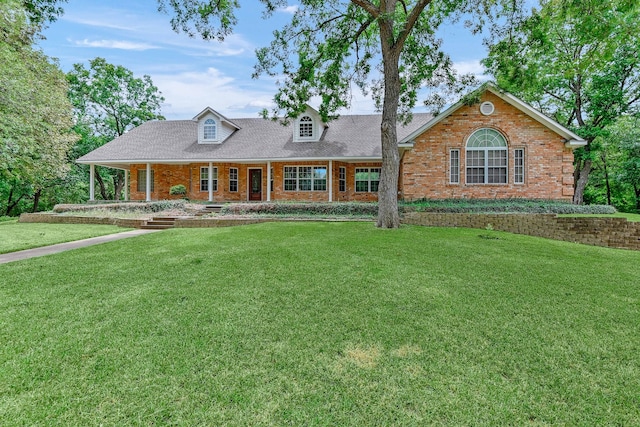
[350,0,380,18]
[396,0,432,51]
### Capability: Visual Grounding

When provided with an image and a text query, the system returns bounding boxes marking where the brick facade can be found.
[401,92,575,201]
[125,92,576,203]
[129,161,381,202]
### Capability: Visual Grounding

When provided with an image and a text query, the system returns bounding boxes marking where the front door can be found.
[249,169,262,201]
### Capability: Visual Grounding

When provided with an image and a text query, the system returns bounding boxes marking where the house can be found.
[77,85,586,203]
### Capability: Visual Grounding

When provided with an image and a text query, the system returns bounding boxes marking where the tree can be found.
[23,0,67,27]
[483,0,640,204]
[67,58,165,200]
[588,116,640,212]
[0,0,77,216]
[158,0,510,228]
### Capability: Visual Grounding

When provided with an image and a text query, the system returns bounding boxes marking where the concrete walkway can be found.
[0,229,160,265]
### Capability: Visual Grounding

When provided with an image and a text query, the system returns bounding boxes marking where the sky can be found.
[39,0,493,120]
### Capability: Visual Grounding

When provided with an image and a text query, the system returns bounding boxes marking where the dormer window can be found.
[299,116,314,139]
[204,119,217,140]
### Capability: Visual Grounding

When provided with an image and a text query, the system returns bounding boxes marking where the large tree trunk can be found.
[5,187,25,216]
[377,26,401,229]
[32,188,42,213]
[601,151,612,205]
[95,167,110,200]
[113,171,125,201]
[573,159,592,205]
[634,184,640,213]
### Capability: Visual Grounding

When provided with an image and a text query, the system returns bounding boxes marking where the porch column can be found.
[328,160,333,202]
[124,170,129,201]
[89,164,95,201]
[145,163,151,202]
[208,162,213,202]
[267,161,271,202]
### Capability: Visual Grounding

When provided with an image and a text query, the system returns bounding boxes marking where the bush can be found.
[169,184,187,196]
[220,202,379,216]
[403,198,616,214]
[53,200,187,214]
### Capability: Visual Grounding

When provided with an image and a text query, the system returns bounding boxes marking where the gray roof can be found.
[77,113,432,167]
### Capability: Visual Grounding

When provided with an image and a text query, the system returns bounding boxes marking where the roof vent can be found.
[480,101,495,116]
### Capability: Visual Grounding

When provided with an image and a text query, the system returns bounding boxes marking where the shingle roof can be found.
[77,113,432,165]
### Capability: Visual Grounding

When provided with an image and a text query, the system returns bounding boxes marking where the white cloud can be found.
[72,38,159,51]
[278,5,299,14]
[452,60,489,80]
[152,68,276,119]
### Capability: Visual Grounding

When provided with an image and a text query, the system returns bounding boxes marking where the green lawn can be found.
[0,221,128,254]
[0,222,638,425]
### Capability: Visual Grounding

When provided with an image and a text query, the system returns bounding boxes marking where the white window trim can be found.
[355,167,381,193]
[449,149,460,184]
[297,116,315,141]
[200,166,218,192]
[514,148,525,185]
[202,118,219,143]
[229,167,238,192]
[283,165,328,192]
[465,129,508,185]
[339,166,347,192]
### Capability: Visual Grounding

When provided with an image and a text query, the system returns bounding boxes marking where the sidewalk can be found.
[0,229,160,265]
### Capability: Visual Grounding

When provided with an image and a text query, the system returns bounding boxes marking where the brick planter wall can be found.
[402,212,640,250]
[19,213,145,229]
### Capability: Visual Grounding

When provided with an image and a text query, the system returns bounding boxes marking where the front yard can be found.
[0,222,638,425]
[0,221,128,254]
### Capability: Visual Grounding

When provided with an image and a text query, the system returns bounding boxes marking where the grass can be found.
[0,222,638,425]
[558,212,640,222]
[0,222,129,254]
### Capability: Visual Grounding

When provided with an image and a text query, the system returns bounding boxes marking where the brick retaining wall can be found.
[402,212,640,251]
[19,213,145,229]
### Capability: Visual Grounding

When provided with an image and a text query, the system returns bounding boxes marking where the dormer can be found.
[293,106,326,142]
[193,107,241,144]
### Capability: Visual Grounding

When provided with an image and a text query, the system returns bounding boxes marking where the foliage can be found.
[220,202,380,216]
[53,200,188,214]
[405,198,616,214]
[586,116,640,212]
[169,184,187,196]
[157,0,517,228]
[0,0,77,216]
[483,0,640,204]
[1,223,639,424]
[67,57,165,200]
[22,0,66,27]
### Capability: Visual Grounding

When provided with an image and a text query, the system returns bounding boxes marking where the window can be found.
[466,128,507,184]
[339,167,346,192]
[299,116,313,138]
[355,168,381,192]
[229,167,238,192]
[200,166,218,192]
[514,149,525,184]
[450,149,460,184]
[283,166,327,191]
[137,169,154,192]
[203,118,217,140]
[270,167,274,192]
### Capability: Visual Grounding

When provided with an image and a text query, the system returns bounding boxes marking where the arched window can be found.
[299,116,314,138]
[204,118,217,140]
[466,128,507,184]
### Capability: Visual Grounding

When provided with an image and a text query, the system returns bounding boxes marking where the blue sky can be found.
[39,0,491,120]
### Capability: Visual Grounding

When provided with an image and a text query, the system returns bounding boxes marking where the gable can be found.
[193,107,240,144]
[293,106,326,143]
[400,84,586,149]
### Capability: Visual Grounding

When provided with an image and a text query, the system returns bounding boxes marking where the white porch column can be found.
[328,160,333,202]
[145,163,151,202]
[124,170,129,201]
[267,161,271,202]
[208,162,213,202]
[89,164,95,201]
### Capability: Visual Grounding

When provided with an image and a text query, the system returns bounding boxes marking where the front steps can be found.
[195,204,224,216]
[141,216,178,230]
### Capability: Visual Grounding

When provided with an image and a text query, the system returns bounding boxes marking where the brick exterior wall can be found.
[400,92,575,201]
[128,161,381,203]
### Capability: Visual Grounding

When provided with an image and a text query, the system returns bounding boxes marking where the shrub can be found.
[220,202,379,216]
[403,199,616,214]
[169,184,187,196]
